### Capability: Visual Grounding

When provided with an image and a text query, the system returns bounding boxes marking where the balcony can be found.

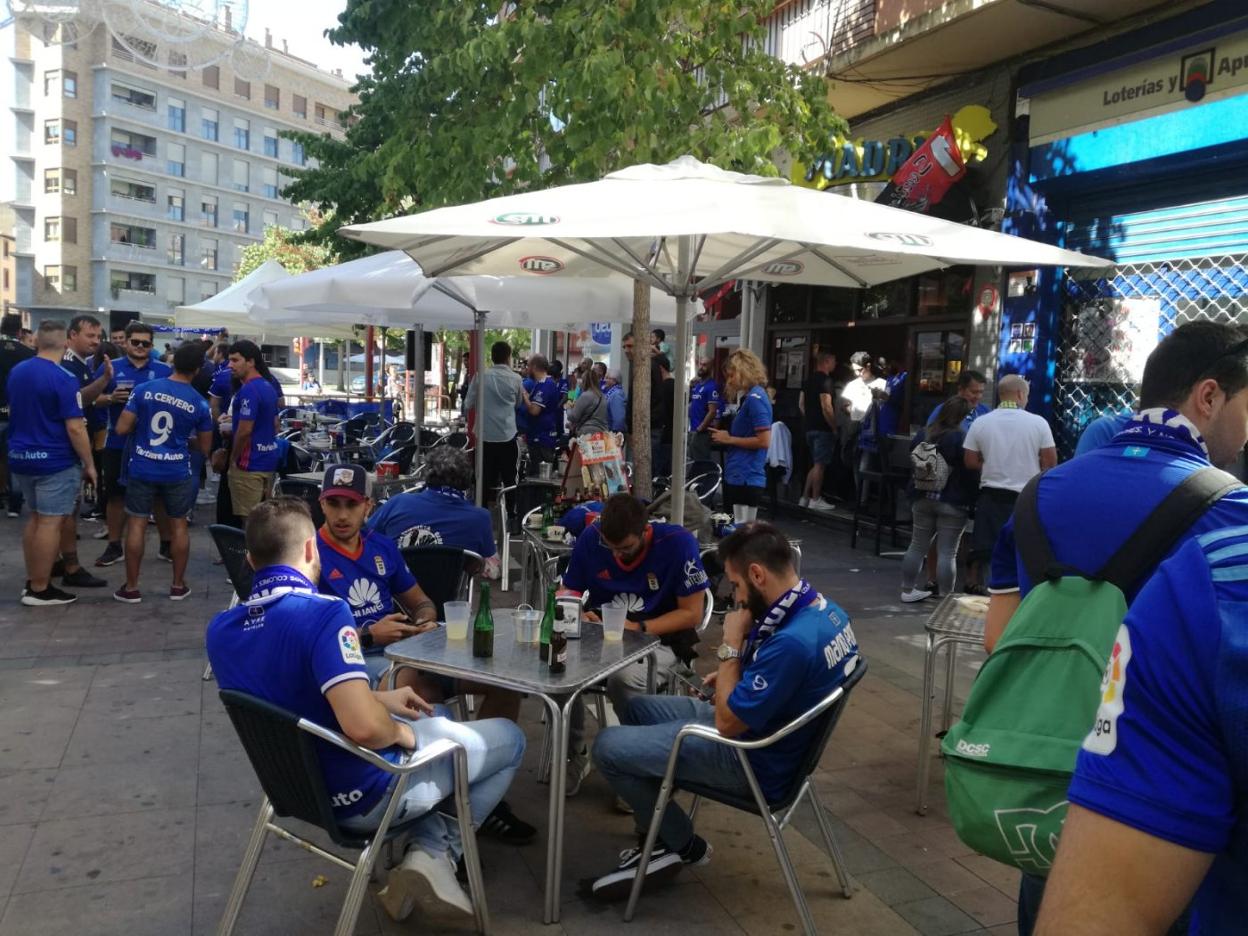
[106,241,160,265]
[761,0,874,68]
[101,97,164,130]
[107,192,164,221]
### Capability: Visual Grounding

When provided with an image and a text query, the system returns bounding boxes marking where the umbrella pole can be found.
[474,311,487,507]
[670,238,692,527]
[413,325,425,430]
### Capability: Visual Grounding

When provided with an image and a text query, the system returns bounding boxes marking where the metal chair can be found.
[498,482,556,592]
[624,662,867,934]
[663,589,716,697]
[398,545,484,619]
[202,525,253,681]
[215,690,489,936]
[274,478,326,529]
[378,441,418,476]
[851,436,911,556]
[686,459,723,505]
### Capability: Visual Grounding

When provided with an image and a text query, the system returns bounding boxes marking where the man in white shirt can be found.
[963,374,1057,593]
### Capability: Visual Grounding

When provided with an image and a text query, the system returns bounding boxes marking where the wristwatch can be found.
[716,644,742,662]
[359,626,375,650]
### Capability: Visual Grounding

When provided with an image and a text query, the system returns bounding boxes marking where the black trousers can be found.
[723,482,763,515]
[483,437,518,506]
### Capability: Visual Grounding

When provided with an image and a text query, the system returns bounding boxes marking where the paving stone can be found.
[40,756,199,821]
[892,894,984,936]
[60,710,200,768]
[0,873,192,936]
[0,703,80,771]
[0,824,34,900]
[856,865,939,906]
[947,884,1018,928]
[0,770,58,826]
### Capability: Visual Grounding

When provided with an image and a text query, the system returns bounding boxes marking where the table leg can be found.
[915,634,942,816]
[645,652,657,695]
[540,693,565,925]
[941,642,959,734]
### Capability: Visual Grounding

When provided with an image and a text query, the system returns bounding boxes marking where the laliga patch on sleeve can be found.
[338,626,366,666]
[1083,624,1131,755]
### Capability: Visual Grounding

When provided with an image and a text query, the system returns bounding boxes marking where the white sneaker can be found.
[901,588,933,603]
[566,746,591,797]
[378,847,473,921]
[798,496,810,508]
[808,497,835,512]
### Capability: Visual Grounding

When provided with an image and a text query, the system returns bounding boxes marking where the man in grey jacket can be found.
[464,341,527,506]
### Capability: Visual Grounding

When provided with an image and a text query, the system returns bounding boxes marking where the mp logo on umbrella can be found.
[762,260,804,276]
[519,256,565,274]
[492,212,560,226]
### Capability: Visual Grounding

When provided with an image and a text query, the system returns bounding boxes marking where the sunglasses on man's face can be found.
[129,338,153,348]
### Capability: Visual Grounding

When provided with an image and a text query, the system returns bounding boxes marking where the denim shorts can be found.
[13,464,82,516]
[806,430,837,466]
[124,475,196,519]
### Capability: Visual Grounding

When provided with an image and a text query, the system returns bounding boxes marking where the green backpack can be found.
[941,465,1239,876]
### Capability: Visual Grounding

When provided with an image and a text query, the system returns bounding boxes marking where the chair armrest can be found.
[296,719,465,775]
[670,685,847,752]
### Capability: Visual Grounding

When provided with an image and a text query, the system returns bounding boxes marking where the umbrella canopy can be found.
[245,249,682,331]
[174,260,357,341]
[340,155,1110,522]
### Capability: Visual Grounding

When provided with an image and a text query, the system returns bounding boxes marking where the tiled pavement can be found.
[0,506,1016,935]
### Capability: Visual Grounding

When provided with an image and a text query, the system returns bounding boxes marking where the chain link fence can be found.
[1053,254,1248,457]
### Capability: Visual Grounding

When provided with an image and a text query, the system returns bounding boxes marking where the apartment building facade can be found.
[2,12,354,331]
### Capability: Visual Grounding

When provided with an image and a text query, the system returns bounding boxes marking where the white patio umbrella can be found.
[174,259,357,341]
[248,250,685,502]
[341,155,1111,523]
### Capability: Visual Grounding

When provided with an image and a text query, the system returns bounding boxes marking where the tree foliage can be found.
[282,0,848,249]
[235,224,335,280]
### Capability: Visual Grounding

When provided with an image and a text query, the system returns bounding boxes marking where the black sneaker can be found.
[21,584,78,607]
[158,542,172,563]
[479,800,537,845]
[583,836,711,902]
[62,567,107,588]
[95,542,124,567]
[923,580,941,597]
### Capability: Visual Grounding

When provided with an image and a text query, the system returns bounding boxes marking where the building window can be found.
[44,119,60,144]
[112,179,156,203]
[232,203,249,234]
[168,51,187,76]
[45,265,61,290]
[201,106,219,141]
[167,141,186,177]
[263,128,278,158]
[112,271,156,294]
[262,209,278,230]
[201,238,218,270]
[234,77,250,99]
[264,84,280,110]
[61,168,76,195]
[63,266,77,292]
[291,140,305,166]
[203,65,219,90]
[111,223,156,249]
[261,167,278,199]
[233,159,249,193]
[111,128,156,158]
[293,94,307,119]
[63,120,76,146]
[43,69,59,96]
[168,97,186,133]
[167,189,185,221]
[111,83,157,110]
[46,217,77,243]
[201,151,219,186]
[233,117,250,150]
[44,169,60,194]
[45,217,59,241]
[169,233,185,266]
[167,276,186,303]
[42,168,77,197]
[63,70,77,98]
[201,196,218,228]
[200,280,217,301]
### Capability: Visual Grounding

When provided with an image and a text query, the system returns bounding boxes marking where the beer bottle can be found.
[542,490,554,529]
[472,582,494,658]
[549,617,567,674]
[539,586,555,662]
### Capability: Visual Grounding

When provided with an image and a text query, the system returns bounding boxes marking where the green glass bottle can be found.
[472,582,494,658]
[539,586,556,662]
[542,490,554,529]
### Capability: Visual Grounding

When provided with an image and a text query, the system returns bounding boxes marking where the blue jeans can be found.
[341,710,525,861]
[900,497,968,594]
[593,695,751,852]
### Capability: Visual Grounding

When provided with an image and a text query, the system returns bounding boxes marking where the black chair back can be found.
[274,479,326,529]
[686,459,723,502]
[341,412,382,443]
[379,442,418,475]
[418,427,442,448]
[210,524,254,601]
[399,545,484,619]
[507,482,555,535]
[443,431,470,450]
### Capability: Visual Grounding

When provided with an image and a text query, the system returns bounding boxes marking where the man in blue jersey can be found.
[926,369,989,429]
[687,360,721,462]
[604,368,627,432]
[112,341,213,603]
[524,354,561,470]
[48,315,110,589]
[983,320,1248,934]
[206,497,526,920]
[586,522,861,900]
[7,321,98,606]
[560,493,709,795]
[0,313,35,518]
[1035,529,1248,935]
[225,340,279,520]
[94,321,172,568]
[366,447,499,579]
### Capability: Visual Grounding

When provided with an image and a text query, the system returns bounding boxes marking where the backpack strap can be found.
[1096,466,1242,594]
[1013,472,1061,585]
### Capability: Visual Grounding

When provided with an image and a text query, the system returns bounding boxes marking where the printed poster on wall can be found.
[1073,297,1160,383]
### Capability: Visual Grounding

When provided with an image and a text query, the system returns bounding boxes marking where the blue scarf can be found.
[1119,408,1210,459]
[428,485,470,502]
[743,579,818,665]
[247,565,318,605]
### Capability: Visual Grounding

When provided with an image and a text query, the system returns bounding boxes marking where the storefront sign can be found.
[793,105,997,190]
[1028,30,1248,145]
[590,322,612,345]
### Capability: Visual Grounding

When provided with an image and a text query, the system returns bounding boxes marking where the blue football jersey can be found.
[562,522,708,620]
[122,377,212,482]
[105,356,172,450]
[316,529,418,630]
[365,487,497,559]
[205,569,399,818]
[528,376,561,447]
[725,384,772,487]
[688,378,721,428]
[208,362,234,411]
[231,376,280,472]
[6,356,84,475]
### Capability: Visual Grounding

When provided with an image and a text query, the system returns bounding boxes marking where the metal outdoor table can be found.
[386,620,659,924]
[520,527,574,606]
[915,593,987,815]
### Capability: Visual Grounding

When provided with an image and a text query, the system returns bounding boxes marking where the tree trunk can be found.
[630,279,652,499]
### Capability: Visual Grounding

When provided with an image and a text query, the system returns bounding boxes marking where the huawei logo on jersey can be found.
[347,578,383,614]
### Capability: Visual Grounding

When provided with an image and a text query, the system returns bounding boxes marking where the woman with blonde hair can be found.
[710,348,773,514]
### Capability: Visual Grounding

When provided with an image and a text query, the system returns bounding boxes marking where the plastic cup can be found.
[444,601,470,640]
[601,606,627,642]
